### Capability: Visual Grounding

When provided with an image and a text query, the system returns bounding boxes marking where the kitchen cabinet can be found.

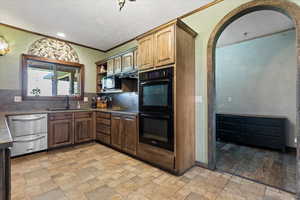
[137,35,154,70]
[0,148,10,200]
[48,113,74,148]
[133,49,138,69]
[114,56,122,74]
[122,115,137,155]
[154,25,175,67]
[107,59,114,75]
[96,112,111,145]
[111,114,122,150]
[74,112,93,144]
[122,52,134,72]
[111,114,138,155]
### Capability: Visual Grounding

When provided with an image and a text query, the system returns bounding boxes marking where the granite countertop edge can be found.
[0,108,139,148]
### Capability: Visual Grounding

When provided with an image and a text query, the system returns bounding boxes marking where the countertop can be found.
[0,108,138,149]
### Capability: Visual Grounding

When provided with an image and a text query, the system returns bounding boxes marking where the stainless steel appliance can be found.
[139,68,174,151]
[102,76,121,90]
[8,114,48,157]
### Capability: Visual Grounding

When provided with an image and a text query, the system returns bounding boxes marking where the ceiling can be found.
[217,10,294,47]
[0,0,214,51]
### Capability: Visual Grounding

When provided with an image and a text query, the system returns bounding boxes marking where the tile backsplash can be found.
[0,89,96,111]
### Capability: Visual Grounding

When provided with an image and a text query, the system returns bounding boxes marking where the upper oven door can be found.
[139,79,172,112]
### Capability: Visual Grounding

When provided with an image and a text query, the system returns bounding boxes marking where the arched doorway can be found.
[206,0,300,196]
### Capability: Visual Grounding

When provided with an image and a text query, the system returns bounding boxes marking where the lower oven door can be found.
[139,113,174,151]
[11,133,48,157]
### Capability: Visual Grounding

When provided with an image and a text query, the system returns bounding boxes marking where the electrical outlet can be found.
[84,97,89,102]
[14,96,22,102]
[227,97,232,102]
[295,137,297,144]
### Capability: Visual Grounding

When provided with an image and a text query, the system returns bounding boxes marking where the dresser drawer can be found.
[75,112,93,119]
[137,143,174,170]
[96,124,111,135]
[96,118,111,126]
[96,112,111,119]
[49,113,73,121]
[96,132,111,145]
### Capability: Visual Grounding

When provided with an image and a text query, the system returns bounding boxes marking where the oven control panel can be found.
[139,67,173,81]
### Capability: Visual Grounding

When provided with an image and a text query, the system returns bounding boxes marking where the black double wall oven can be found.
[139,67,174,151]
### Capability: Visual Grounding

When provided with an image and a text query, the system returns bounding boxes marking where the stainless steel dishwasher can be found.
[8,114,48,157]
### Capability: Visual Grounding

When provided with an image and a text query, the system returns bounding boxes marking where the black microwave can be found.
[102,76,121,90]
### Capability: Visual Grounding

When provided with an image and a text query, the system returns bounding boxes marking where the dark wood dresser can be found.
[216,114,286,152]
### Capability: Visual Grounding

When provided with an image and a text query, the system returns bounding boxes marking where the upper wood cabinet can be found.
[114,56,122,74]
[133,50,138,69]
[107,59,114,75]
[122,52,134,72]
[138,35,154,70]
[136,19,197,71]
[154,25,175,67]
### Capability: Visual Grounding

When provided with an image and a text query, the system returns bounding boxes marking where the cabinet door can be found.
[122,115,137,155]
[111,114,122,149]
[133,50,138,69]
[49,119,73,148]
[114,56,122,74]
[138,35,154,70]
[75,118,93,144]
[122,52,134,72]
[107,59,114,75]
[154,25,175,67]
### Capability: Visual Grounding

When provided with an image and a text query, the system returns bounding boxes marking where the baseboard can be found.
[195,161,209,169]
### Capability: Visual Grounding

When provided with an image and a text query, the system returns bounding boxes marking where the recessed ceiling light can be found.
[57,32,66,38]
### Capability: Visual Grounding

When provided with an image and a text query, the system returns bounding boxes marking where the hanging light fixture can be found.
[0,36,9,56]
[118,0,136,11]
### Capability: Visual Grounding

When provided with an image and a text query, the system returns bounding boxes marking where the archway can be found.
[206,0,300,196]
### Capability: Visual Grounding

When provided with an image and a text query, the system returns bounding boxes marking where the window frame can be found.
[22,54,85,101]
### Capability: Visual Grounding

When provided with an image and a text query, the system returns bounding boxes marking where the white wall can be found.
[216,30,297,148]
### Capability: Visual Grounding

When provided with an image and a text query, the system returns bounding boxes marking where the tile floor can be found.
[216,141,296,193]
[11,143,295,200]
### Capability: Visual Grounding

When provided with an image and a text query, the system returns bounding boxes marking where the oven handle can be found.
[140,79,170,85]
[140,113,170,119]
[14,135,46,143]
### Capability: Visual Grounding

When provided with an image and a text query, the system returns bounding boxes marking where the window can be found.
[22,54,84,100]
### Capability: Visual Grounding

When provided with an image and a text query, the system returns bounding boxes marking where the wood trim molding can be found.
[21,54,85,101]
[0,23,105,52]
[106,0,222,52]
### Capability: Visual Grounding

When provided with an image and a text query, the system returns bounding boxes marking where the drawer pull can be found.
[12,116,46,122]
[14,136,46,143]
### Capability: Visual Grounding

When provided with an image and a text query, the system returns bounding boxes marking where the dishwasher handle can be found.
[12,116,46,122]
[14,135,46,143]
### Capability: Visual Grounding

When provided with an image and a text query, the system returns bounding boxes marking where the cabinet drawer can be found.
[49,113,73,121]
[96,118,111,126]
[75,112,92,119]
[96,132,111,145]
[96,124,111,135]
[96,112,111,119]
[137,143,174,170]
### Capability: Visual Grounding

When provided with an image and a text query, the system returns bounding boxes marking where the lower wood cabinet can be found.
[75,112,93,144]
[48,114,74,149]
[96,112,111,145]
[48,112,93,149]
[111,114,123,150]
[111,114,138,156]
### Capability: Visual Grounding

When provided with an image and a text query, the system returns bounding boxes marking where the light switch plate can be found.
[84,97,89,102]
[196,96,203,103]
[295,137,297,144]
[14,96,22,102]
